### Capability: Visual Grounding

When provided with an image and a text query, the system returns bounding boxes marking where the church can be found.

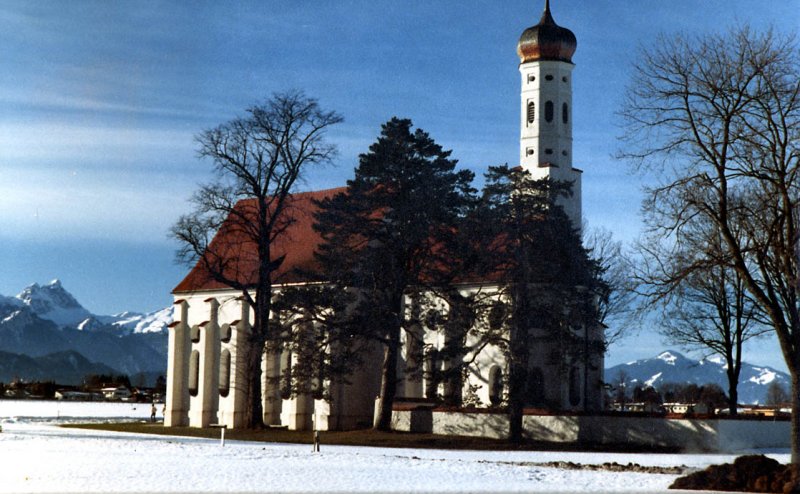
[164,1,604,431]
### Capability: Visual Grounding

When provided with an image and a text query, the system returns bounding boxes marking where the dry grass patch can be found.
[63,421,679,453]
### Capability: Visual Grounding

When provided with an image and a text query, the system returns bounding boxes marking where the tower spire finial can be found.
[544,0,550,13]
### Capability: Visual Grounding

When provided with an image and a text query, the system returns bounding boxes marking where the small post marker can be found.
[210,423,227,447]
[311,412,320,453]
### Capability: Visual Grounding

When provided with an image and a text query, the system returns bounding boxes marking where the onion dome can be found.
[517,0,577,64]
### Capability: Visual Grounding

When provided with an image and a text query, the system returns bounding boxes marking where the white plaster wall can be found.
[391,409,791,452]
[431,411,509,440]
[716,420,791,451]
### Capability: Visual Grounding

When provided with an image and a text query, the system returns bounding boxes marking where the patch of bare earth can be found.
[669,455,800,493]
[479,460,690,475]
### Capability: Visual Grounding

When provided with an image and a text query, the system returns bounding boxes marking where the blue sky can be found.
[0,1,797,369]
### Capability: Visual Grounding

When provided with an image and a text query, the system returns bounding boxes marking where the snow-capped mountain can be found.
[0,280,173,385]
[606,350,791,405]
[106,307,174,335]
[15,279,92,328]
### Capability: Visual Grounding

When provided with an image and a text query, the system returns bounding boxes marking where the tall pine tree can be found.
[476,165,605,442]
[313,118,475,430]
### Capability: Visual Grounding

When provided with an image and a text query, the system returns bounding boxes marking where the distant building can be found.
[101,386,132,401]
[165,0,604,431]
[55,390,94,401]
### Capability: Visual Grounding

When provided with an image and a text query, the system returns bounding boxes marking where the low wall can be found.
[390,408,790,452]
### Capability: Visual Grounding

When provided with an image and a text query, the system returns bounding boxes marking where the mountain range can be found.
[1,280,792,402]
[0,280,171,386]
[605,350,791,405]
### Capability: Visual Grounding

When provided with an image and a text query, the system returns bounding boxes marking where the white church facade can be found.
[165,1,604,431]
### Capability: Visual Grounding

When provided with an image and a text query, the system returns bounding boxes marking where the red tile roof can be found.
[172,187,345,294]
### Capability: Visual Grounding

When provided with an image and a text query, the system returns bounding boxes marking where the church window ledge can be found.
[190,325,200,343]
[220,324,232,343]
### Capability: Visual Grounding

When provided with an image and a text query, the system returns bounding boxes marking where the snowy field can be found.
[0,400,790,493]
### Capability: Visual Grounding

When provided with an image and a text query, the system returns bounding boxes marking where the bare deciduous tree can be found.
[619,26,800,461]
[583,226,636,346]
[171,91,342,428]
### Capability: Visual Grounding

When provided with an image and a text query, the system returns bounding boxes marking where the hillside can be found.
[0,350,120,385]
[0,280,171,385]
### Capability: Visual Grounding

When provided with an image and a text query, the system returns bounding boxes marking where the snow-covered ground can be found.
[0,400,791,493]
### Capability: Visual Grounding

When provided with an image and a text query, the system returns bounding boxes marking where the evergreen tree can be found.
[313,118,475,430]
[474,165,605,443]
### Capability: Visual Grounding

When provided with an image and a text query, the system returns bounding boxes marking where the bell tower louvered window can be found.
[527,101,535,124]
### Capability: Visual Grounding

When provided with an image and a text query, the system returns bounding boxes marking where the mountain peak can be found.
[15,280,91,328]
[656,350,685,365]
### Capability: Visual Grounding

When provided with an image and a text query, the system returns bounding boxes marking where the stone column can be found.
[190,298,220,427]
[165,299,190,427]
[262,341,283,425]
[218,298,250,428]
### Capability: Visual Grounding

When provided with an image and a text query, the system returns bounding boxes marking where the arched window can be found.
[545,74,553,81]
[219,350,231,397]
[562,102,569,124]
[569,366,581,407]
[489,366,504,406]
[545,101,554,123]
[188,350,200,397]
[526,101,535,124]
[526,367,545,406]
[488,303,507,330]
[190,325,200,343]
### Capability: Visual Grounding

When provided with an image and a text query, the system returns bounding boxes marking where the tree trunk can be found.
[791,371,800,465]
[507,354,526,443]
[244,282,272,429]
[374,325,400,431]
[246,338,264,429]
[507,284,530,444]
[726,367,739,417]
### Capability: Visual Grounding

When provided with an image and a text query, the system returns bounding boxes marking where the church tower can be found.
[517,0,582,226]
